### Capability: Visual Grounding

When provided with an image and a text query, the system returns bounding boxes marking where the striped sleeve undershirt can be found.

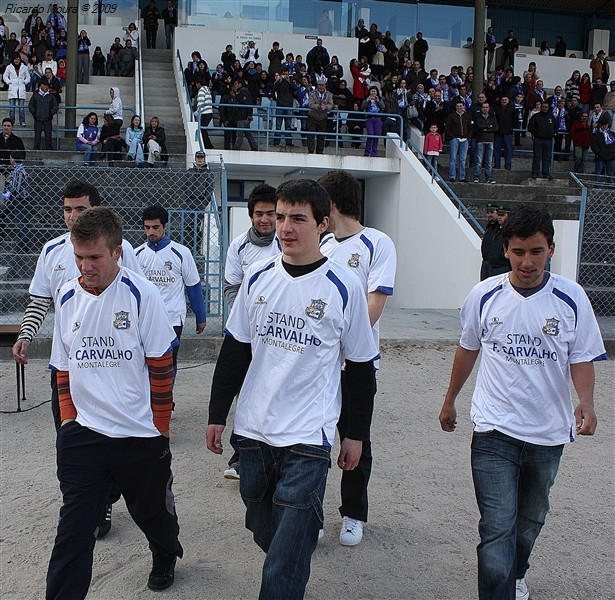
[147,352,175,433]
[18,295,53,342]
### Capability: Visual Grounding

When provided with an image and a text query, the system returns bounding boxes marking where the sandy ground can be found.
[0,345,613,600]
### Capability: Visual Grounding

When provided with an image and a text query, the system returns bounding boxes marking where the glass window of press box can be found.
[179,0,475,48]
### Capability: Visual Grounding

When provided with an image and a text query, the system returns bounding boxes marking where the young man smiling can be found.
[439,205,606,600]
[207,179,377,599]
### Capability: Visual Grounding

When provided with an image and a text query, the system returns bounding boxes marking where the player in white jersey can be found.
[135,205,207,372]
[46,207,183,598]
[439,206,606,600]
[11,180,140,539]
[207,179,378,600]
[318,170,397,546]
[222,183,281,479]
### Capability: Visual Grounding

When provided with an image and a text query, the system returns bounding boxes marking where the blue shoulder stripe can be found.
[171,247,183,263]
[552,287,578,329]
[376,285,394,296]
[238,237,250,254]
[135,246,145,256]
[276,238,282,251]
[59,288,75,307]
[247,260,276,294]
[45,238,66,257]
[121,276,142,315]
[479,284,503,319]
[360,234,375,265]
[592,352,608,362]
[326,269,349,311]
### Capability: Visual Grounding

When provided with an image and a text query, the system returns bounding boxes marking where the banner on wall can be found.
[234,30,262,61]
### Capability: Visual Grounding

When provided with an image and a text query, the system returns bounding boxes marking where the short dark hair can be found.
[63,180,101,206]
[247,183,276,217]
[502,205,554,248]
[318,170,361,219]
[142,205,169,225]
[71,206,123,253]
[275,179,330,225]
[2,117,13,125]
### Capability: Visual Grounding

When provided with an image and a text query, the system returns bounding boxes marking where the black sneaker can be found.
[148,553,177,591]
[96,504,112,539]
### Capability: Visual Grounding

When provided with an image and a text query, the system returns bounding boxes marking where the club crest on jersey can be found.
[113,310,131,330]
[72,321,81,332]
[542,317,560,336]
[305,299,327,321]
[53,263,65,272]
[348,253,361,268]
[164,261,172,270]
[255,295,267,305]
[489,316,503,327]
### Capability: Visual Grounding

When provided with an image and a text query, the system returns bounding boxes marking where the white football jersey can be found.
[29,232,141,303]
[224,230,282,287]
[460,273,607,445]
[49,267,177,438]
[227,255,378,447]
[135,240,201,327]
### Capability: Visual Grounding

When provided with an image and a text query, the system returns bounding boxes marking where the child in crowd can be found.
[423,123,443,171]
[92,46,106,76]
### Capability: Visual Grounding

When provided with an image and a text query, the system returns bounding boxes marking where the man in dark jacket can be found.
[235,83,258,151]
[528,101,558,178]
[494,96,517,170]
[445,100,473,182]
[219,78,242,150]
[591,116,615,181]
[480,202,507,280]
[424,89,448,136]
[0,118,25,172]
[413,32,429,69]
[501,30,519,70]
[28,80,58,151]
[273,68,297,147]
[405,60,428,93]
[306,39,330,76]
[142,0,161,49]
[473,102,497,183]
[267,42,284,76]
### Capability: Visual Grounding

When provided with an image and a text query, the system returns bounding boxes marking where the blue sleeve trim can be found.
[238,237,250,254]
[135,246,145,256]
[164,338,180,355]
[223,328,235,338]
[360,234,375,265]
[592,352,608,362]
[321,428,331,447]
[552,287,578,329]
[59,288,75,307]
[276,238,282,251]
[45,238,66,257]
[121,276,142,315]
[326,269,349,311]
[171,246,183,263]
[479,284,503,319]
[375,286,394,296]
[186,282,207,322]
[247,260,276,294]
[48,364,59,371]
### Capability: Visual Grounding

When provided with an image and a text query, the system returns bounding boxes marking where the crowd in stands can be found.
[183,24,614,176]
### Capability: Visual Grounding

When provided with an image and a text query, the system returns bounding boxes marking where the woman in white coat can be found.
[3,53,31,126]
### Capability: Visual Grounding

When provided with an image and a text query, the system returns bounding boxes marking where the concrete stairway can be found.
[141,48,186,164]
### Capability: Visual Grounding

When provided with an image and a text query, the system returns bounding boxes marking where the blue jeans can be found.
[531,137,553,177]
[165,23,175,49]
[494,133,513,169]
[449,137,468,180]
[126,137,144,163]
[471,430,563,600]
[9,98,26,125]
[475,142,493,181]
[274,107,294,145]
[237,437,330,600]
[76,142,100,164]
[594,159,614,182]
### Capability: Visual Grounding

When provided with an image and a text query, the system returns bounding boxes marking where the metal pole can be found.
[473,0,486,100]
[65,0,79,136]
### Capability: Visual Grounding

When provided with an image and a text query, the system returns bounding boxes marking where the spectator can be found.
[194,79,214,149]
[142,0,161,49]
[267,41,284,76]
[395,79,411,140]
[56,58,66,86]
[32,30,50,63]
[0,149,29,252]
[306,75,333,154]
[28,80,58,150]
[501,30,519,70]
[41,49,57,76]
[361,86,384,157]
[162,1,177,50]
[553,35,567,57]
[306,38,330,76]
[122,22,139,46]
[370,37,386,80]
[579,72,592,112]
[484,26,496,74]
[27,55,43,91]
[528,101,558,179]
[591,116,615,181]
[118,39,138,76]
[566,96,583,124]
[406,60,428,94]
[220,78,242,150]
[105,86,123,127]
[241,40,259,65]
[184,150,214,210]
[76,112,100,165]
[538,40,551,56]
[318,10,333,36]
[0,118,25,171]
[99,113,125,165]
[125,114,145,163]
[565,70,581,103]
[16,35,31,65]
[243,60,259,104]
[513,92,525,146]
[273,68,297,147]
[473,101,497,183]
[413,32,429,69]
[552,98,568,161]
[76,30,91,84]
[350,58,369,103]
[346,101,365,148]
[590,102,608,129]
[324,55,344,80]
[48,4,66,36]
[183,51,202,89]
[590,78,607,107]
[295,74,312,146]
[3,54,30,127]
[589,50,609,83]
[424,89,448,136]
[423,123,442,171]
[445,100,472,182]
[221,45,236,73]
[235,80,258,151]
[43,67,62,105]
[569,112,591,173]
[0,17,8,65]
[55,29,67,60]
[604,81,615,121]
[92,46,105,76]
[144,116,167,164]
[106,48,120,77]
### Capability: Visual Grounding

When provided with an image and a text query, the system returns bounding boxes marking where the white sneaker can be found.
[223,464,240,480]
[339,516,364,546]
[516,578,529,600]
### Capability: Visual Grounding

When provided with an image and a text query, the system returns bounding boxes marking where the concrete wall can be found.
[365,137,482,310]
[551,220,580,281]
[512,54,593,90]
